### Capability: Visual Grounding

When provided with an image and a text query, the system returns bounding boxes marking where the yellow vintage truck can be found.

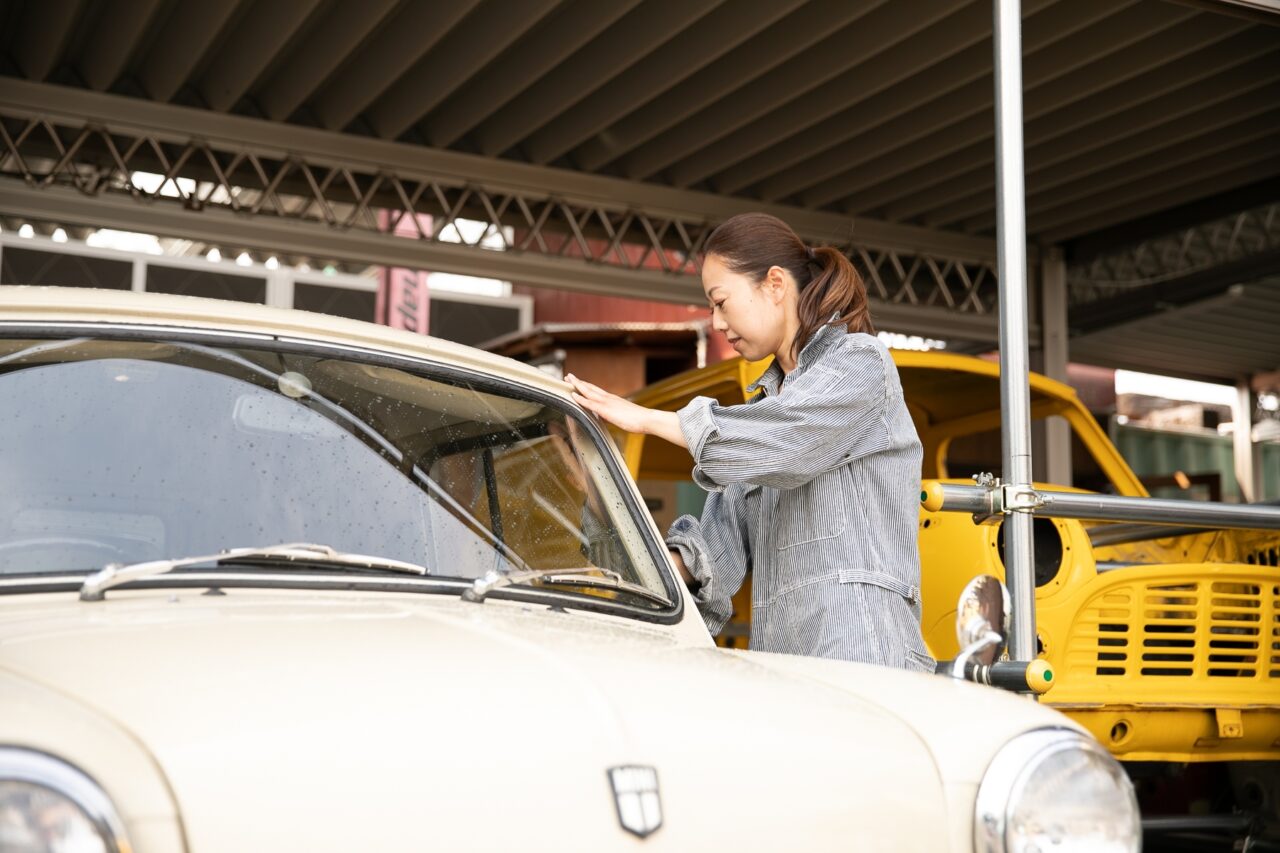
[620,349,1279,845]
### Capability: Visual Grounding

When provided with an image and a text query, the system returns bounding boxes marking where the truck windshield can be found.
[0,336,667,606]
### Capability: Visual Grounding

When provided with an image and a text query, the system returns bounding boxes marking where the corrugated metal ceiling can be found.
[1069,277,1280,382]
[1,0,1276,251]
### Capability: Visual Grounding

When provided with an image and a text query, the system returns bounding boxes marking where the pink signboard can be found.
[376,211,431,334]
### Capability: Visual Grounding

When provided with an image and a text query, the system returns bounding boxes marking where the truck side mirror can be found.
[954,575,1010,670]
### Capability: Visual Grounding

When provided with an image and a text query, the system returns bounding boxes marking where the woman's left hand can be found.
[566,374,653,433]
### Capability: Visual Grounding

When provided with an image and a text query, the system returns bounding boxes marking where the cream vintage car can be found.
[0,287,1139,852]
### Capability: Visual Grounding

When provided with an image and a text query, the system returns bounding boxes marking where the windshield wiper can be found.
[462,566,671,608]
[78,543,428,601]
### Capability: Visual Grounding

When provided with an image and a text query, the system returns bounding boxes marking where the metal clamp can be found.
[970,473,1000,524]
[966,474,1043,524]
[1001,483,1043,513]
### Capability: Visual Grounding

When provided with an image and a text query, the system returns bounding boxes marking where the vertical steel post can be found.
[993,0,1037,660]
[1041,247,1071,487]
[130,257,146,293]
[1234,380,1258,502]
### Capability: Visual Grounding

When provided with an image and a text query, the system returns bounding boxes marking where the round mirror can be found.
[955,575,1010,665]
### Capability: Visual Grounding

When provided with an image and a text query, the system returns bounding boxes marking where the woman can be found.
[568,213,933,672]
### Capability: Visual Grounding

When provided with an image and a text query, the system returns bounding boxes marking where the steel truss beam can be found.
[1065,201,1280,313]
[0,79,1006,341]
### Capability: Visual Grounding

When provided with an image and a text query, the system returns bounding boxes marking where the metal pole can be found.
[1041,247,1071,487]
[922,483,1280,530]
[1234,379,1258,502]
[993,0,1037,661]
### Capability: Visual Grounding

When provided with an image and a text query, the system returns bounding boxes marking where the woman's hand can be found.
[566,374,688,448]
[567,374,652,433]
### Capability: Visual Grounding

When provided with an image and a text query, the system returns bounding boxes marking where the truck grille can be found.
[1246,547,1279,567]
[1068,578,1280,680]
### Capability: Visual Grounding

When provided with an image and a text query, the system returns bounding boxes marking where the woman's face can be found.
[701,254,794,362]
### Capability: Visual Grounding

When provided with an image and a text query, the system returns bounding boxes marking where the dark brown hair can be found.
[703,213,873,361]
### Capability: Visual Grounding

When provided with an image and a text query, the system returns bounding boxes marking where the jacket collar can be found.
[746,317,846,397]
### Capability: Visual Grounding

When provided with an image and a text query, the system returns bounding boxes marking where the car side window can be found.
[427,419,644,581]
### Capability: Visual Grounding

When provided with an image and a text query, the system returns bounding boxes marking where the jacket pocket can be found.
[774,467,847,550]
[905,646,936,673]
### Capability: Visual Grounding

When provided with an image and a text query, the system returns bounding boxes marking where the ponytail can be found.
[797,245,874,360]
[704,213,874,362]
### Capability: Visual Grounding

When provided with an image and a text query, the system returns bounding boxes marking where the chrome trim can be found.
[272,334,471,366]
[0,747,131,853]
[974,728,1138,853]
[0,319,276,340]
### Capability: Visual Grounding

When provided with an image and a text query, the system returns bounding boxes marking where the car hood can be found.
[0,589,1059,851]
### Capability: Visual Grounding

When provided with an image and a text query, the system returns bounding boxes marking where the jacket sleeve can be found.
[664,483,751,636]
[677,339,891,491]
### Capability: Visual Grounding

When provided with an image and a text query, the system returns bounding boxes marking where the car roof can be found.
[0,286,565,395]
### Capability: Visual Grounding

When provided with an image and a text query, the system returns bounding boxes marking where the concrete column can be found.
[131,258,146,292]
[266,269,294,310]
[1234,380,1258,502]
[1041,246,1072,486]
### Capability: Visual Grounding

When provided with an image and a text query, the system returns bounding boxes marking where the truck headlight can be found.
[0,748,130,853]
[975,728,1139,853]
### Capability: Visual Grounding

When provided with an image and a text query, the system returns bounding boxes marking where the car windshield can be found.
[0,335,669,606]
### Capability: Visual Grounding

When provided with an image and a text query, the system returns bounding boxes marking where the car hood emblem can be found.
[608,765,662,838]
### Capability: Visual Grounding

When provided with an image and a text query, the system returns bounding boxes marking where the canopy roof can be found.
[0,0,1276,381]
[2,0,1274,246]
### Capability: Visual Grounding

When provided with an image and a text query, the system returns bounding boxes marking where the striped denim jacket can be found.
[666,323,934,672]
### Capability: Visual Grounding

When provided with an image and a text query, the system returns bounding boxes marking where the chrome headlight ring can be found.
[0,746,131,853]
[975,727,1140,853]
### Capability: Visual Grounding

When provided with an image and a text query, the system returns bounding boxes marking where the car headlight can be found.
[975,728,1139,853]
[0,747,130,853]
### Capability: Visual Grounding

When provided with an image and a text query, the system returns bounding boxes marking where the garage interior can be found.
[0,0,1276,493]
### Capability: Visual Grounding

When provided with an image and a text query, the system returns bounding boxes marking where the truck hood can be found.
[0,588,1064,851]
